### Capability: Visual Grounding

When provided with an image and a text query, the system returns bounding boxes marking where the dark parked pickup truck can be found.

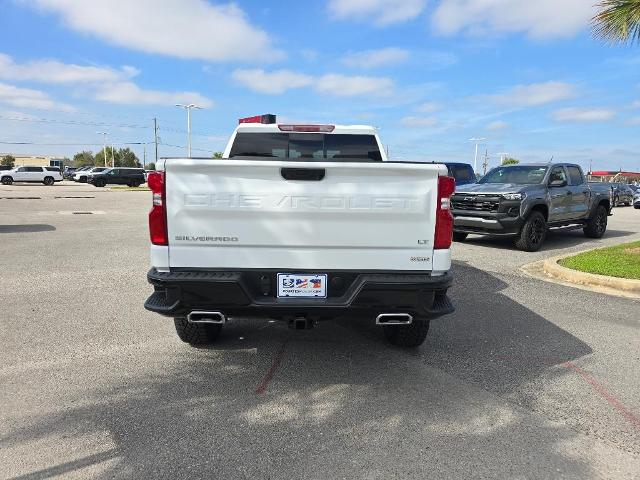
[451,163,613,251]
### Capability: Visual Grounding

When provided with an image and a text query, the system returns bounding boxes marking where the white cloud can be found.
[0,82,74,111]
[342,48,410,68]
[0,53,212,108]
[627,117,640,126]
[93,82,213,107]
[28,0,283,62]
[401,116,438,127]
[1,111,40,120]
[431,0,594,39]
[488,81,576,107]
[232,69,394,97]
[328,0,427,26]
[0,53,136,84]
[231,69,313,95]
[552,108,616,122]
[316,74,394,96]
[415,101,442,113]
[632,100,640,109]
[486,120,508,130]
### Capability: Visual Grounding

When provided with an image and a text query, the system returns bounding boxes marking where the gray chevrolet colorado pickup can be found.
[451,163,613,251]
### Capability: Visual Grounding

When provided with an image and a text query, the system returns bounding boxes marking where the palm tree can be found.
[592,0,640,44]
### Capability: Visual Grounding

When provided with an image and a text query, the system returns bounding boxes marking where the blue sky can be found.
[0,0,639,172]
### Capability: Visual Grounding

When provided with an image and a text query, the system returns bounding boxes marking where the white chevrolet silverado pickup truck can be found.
[144,115,455,348]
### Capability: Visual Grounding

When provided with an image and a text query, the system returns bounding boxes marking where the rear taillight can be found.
[434,175,456,250]
[148,171,167,246]
[277,124,335,132]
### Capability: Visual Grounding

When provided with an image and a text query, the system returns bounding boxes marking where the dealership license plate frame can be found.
[277,273,328,298]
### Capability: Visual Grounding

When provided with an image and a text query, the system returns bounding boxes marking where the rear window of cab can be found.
[229,133,382,161]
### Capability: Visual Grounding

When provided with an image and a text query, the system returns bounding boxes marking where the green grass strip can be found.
[559,240,640,280]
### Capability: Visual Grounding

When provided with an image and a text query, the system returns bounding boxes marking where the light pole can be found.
[175,103,203,157]
[96,131,109,167]
[469,137,486,174]
[482,149,489,175]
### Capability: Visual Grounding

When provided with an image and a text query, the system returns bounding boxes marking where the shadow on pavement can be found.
[459,228,635,253]
[0,224,56,234]
[2,263,599,479]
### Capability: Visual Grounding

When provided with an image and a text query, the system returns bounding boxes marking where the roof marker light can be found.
[238,114,276,124]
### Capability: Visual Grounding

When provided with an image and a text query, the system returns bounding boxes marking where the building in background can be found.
[0,154,65,168]
[588,170,640,184]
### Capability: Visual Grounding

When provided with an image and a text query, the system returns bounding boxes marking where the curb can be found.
[542,251,640,295]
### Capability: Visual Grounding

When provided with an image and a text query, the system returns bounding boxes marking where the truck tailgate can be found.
[165,159,444,271]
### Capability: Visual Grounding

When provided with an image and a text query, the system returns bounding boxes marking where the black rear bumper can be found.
[144,268,454,320]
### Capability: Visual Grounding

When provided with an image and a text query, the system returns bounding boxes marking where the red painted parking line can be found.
[255,340,288,395]
[495,355,640,429]
[563,361,640,429]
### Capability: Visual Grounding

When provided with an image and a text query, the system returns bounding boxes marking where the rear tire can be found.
[583,204,608,238]
[452,232,468,242]
[383,317,430,348]
[514,211,547,252]
[174,317,222,346]
[1,176,13,185]
[94,179,106,187]
[43,176,54,186]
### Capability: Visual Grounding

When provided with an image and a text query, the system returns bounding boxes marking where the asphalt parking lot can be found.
[1,182,639,479]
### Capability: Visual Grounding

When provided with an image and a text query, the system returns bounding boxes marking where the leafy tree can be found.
[94,149,110,167]
[94,147,141,167]
[592,0,640,44]
[73,151,94,167]
[119,147,141,167]
[502,157,520,165]
[1,155,15,167]
[146,162,156,171]
[1,155,16,167]
[213,151,223,159]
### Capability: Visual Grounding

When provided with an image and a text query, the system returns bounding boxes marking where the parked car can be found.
[88,167,145,187]
[144,117,455,348]
[74,166,109,183]
[0,165,63,185]
[442,162,476,186]
[451,163,613,251]
[634,191,640,209]
[63,167,78,179]
[0,165,13,171]
[611,183,634,207]
[69,165,90,177]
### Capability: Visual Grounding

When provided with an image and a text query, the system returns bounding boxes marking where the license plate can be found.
[277,274,327,298]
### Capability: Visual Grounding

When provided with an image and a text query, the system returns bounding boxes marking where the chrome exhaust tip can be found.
[375,313,413,325]
[187,311,226,324]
